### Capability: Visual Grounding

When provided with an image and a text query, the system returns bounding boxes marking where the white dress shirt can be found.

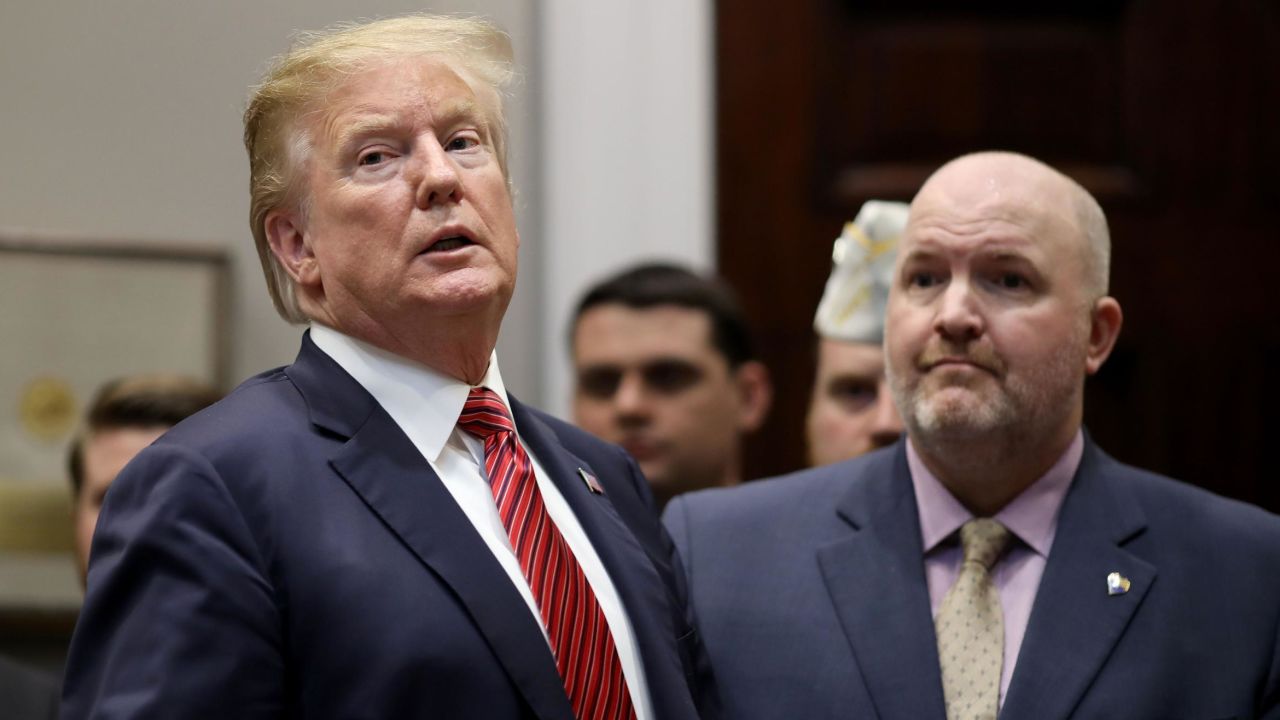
[311,324,652,720]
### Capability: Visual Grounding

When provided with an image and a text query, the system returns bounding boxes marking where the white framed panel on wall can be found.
[0,234,230,487]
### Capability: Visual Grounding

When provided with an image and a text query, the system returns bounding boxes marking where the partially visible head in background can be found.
[806,201,907,466]
[570,263,772,507]
[68,375,222,586]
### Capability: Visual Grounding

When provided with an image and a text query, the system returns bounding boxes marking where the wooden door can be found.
[717,0,1280,511]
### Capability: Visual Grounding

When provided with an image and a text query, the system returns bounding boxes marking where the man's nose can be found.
[414,142,463,209]
[613,373,651,419]
[868,384,904,448]
[933,277,984,341]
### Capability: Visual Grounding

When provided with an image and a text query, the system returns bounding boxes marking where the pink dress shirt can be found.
[908,430,1084,707]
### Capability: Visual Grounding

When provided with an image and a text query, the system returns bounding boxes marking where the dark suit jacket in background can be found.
[664,438,1280,720]
[0,655,57,720]
[61,335,715,719]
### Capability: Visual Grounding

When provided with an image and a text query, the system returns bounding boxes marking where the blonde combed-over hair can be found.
[243,14,515,323]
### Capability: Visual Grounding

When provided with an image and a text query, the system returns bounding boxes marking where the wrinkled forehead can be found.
[305,55,489,138]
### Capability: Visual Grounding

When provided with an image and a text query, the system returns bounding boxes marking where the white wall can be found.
[538,0,714,417]
[0,0,714,414]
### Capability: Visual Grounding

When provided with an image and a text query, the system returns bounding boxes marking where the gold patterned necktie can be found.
[935,518,1012,720]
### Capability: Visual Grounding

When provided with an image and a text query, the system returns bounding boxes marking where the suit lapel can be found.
[511,400,690,715]
[1000,441,1155,720]
[817,446,948,720]
[287,337,576,720]
[511,400,655,588]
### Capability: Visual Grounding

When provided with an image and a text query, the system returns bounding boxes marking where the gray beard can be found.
[888,338,1085,455]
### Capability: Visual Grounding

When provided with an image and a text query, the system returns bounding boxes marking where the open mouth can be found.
[424,236,474,253]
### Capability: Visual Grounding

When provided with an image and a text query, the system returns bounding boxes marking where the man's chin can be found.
[417,279,511,314]
[910,392,1011,439]
[635,460,668,486]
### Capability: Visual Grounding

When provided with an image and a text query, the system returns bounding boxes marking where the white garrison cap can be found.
[813,200,909,343]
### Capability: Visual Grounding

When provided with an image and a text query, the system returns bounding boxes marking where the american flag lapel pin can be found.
[577,467,604,495]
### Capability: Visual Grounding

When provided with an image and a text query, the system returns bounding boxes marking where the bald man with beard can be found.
[663,151,1280,720]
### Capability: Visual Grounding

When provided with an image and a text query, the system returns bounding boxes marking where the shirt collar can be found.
[909,429,1084,557]
[309,323,510,463]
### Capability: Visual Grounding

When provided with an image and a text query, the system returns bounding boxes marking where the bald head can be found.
[908,152,1110,298]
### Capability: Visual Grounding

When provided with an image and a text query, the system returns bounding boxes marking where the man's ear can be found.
[1085,296,1123,375]
[264,209,320,288]
[732,360,773,433]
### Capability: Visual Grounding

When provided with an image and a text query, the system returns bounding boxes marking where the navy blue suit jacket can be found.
[62,336,714,719]
[663,438,1280,720]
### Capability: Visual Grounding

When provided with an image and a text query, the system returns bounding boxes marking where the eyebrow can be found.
[982,249,1036,263]
[434,97,487,130]
[329,110,400,155]
[899,247,943,264]
[902,239,1036,261]
[322,105,396,155]
[330,96,491,150]
[433,97,494,148]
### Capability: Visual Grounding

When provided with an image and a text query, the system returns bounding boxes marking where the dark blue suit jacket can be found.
[663,438,1280,720]
[62,336,714,719]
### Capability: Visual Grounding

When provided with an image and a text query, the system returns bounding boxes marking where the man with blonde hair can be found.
[664,151,1280,719]
[63,15,713,720]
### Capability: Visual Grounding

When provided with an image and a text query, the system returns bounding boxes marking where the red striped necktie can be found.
[457,387,636,720]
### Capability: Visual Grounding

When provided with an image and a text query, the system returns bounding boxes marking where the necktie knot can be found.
[960,518,1011,571]
[458,387,514,438]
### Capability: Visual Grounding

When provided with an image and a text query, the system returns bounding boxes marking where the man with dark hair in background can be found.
[571,263,772,507]
[67,374,221,586]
